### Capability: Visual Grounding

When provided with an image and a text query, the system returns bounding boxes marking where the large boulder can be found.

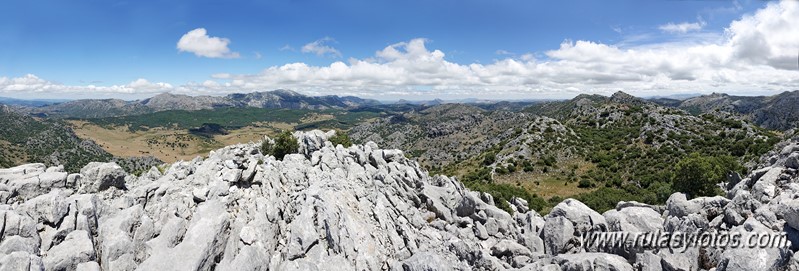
[716,219,792,270]
[79,162,127,193]
[546,199,607,234]
[786,153,799,169]
[43,230,97,271]
[542,216,576,255]
[604,207,664,232]
[665,193,700,218]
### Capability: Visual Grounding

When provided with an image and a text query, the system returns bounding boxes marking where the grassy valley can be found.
[0,105,160,173]
[67,107,387,163]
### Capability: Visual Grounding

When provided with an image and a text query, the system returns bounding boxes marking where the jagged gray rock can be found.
[79,162,127,193]
[1,130,798,270]
[604,207,664,232]
[44,230,96,271]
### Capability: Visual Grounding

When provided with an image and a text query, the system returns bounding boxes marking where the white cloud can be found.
[3,1,798,100]
[301,37,341,58]
[177,28,240,59]
[659,21,706,34]
[210,1,798,99]
[0,74,174,98]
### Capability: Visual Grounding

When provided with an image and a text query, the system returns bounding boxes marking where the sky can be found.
[0,0,797,101]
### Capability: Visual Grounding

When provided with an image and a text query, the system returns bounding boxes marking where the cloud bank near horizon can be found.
[1,1,797,100]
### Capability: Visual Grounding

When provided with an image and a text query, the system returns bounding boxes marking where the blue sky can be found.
[0,0,797,100]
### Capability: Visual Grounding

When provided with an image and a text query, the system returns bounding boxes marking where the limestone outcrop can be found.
[0,130,798,270]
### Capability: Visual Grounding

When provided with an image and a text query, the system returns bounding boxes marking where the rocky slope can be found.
[349,93,779,213]
[25,90,381,119]
[2,130,799,270]
[349,104,573,171]
[657,91,799,131]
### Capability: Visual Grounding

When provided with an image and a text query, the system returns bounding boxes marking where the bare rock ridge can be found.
[1,130,799,270]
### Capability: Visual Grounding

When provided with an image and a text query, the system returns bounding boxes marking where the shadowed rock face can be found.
[0,130,798,270]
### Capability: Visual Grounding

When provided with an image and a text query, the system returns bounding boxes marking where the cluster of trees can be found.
[449,105,777,213]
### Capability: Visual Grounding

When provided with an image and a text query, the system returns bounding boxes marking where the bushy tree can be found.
[578,179,593,188]
[261,131,299,160]
[329,131,352,147]
[482,152,496,165]
[672,153,741,198]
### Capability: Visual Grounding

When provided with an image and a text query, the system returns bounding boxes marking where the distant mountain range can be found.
[4,89,799,131]
[0,96,69,107]
[650,90,799,131]
[10,89,381,118]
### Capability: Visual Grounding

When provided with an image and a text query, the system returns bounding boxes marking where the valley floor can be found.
[69,120,282,162]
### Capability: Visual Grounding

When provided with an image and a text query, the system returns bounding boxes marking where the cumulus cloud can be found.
[301,37,342,58]
[0,74,174,98]
[659,21,706,34]
[212,1,794,98]
[177,28,240,58]
[3,1,798,100]
[210,2,797,98]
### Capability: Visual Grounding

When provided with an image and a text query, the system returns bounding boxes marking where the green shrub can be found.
[672,153,742,198]
[496,166,509,175]
[262,131,299,160]
[463,180,547,213]
[541,155,556,167]
[522,160,535,172]
[507,164,517,173]
[577,179,592,188]
[329,131,352,147]
[482,152,496,165]
[463,167,492,183]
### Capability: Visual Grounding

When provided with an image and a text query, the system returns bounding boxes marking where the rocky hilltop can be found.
[653,91,799,131]
[2,130,799,270]
[349,104,561,169]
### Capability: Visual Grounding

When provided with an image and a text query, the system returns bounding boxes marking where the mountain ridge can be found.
[651,90,799,131]
[17,89,382,118]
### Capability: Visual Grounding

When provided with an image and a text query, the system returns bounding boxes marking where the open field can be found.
[66,107,385,162]
[70,120,214,162]
[493,158,598,199]
[69,120,288,162]
[69,120,291,163]
[68,111,380,163]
